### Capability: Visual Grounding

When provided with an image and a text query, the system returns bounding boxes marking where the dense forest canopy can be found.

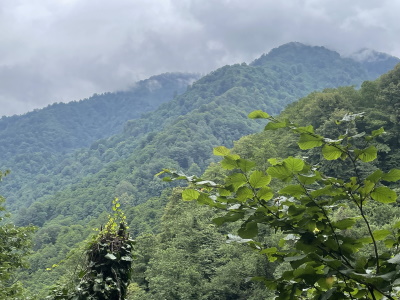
[1,43,400,299]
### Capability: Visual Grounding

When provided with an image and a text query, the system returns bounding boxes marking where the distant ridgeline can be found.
[0,42,399,297]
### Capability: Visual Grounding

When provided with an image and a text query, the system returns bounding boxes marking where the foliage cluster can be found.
[47,198,135,300]
[161,110,400,299]
[0,170,35,299]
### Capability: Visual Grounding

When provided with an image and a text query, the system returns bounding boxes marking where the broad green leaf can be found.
[382,169,400,182]
[371,186,397,203]
[332,218,356,230]
[298,174,317,185]
[226,173,247,191]
[267,158,280,165]
[220,157,238,170]
[260,247,278,255]
[357,237,373,244]
[366,169,383,183]
[218,188,231,196]
[238,221,258,238]
[279,185,305,198]
[322,144,343,160]
[213,211,244,225]
[248,110,270,119]
[310,185,333,197]
[237,159,256,172]
[236,186,253,202]
[360,180,375,196]
[355,146,377,162]
[371,127,385,137]
[288,205,306,216]
[297,133,323,150]
[394,220,400,229]
[197,193,214,205]
[384,238,396,248]
[249,170,271,188]
[182,189,200,201]
[213,146,231,156]
[295,125,315,134]
[257,187,273,200]
[267,165,292,181]
[283,157,305,173]
[264,121,287,130]
[373,229,391,241]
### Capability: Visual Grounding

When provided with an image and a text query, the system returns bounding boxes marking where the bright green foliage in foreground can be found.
[161,112,400,299]
[0,170,35,299]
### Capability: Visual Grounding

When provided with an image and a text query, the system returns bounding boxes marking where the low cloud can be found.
[1,0,399,116]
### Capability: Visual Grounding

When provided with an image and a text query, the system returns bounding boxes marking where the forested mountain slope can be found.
[2,42,399,297]
[127,64,400,299]
[0,72,199,159]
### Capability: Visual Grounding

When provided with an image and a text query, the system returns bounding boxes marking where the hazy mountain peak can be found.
[251,42,341,66]
[349,48,397,63]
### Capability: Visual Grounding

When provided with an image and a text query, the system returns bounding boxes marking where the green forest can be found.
[1,43,400,299]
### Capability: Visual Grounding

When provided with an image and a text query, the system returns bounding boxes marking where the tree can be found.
[161,111,400,299]
[0,170,35,299]
[47,198,135,300]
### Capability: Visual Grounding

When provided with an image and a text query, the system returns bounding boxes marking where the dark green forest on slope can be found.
[1,43,400,298]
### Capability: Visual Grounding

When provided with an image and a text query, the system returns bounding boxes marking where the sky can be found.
[1,0,400,117]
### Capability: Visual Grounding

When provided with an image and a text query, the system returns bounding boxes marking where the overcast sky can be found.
[1,0,400,116]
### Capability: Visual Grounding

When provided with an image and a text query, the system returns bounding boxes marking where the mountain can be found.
[1,42,399,296]
[0,72,199,160]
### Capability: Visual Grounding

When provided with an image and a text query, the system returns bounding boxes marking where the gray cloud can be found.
[1,0,399,116]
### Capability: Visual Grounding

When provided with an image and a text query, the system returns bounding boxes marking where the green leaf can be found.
[279,185,305,198]
[360,180,375,196]
[295,125,315,134]
[249,170,271,188]
[371,127,385,137]
[284,157,305,173]
[371,186,397,203]
[248,110,270,119]
[297,133,323,150]
[355,146,377,162]
[322,144,343,160]
[213,146,231,156]
[265,121,287,130]
[267,158,280,166]
[236,186,253,202]
[373,229,391,241]
[366,169,383,183]
[182,189,200,201]
[332,218,356,230]
[197,194,214,205]
[257,187,274,200]
[382,169,400,182]
[104,253,117,260]
[298,174,318,185]
[238,221,258,238]
[226,173,247,191]
[267,165,292,181]
[213,211,244,225]
[220,157,238,170]
[237,159,256,172]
